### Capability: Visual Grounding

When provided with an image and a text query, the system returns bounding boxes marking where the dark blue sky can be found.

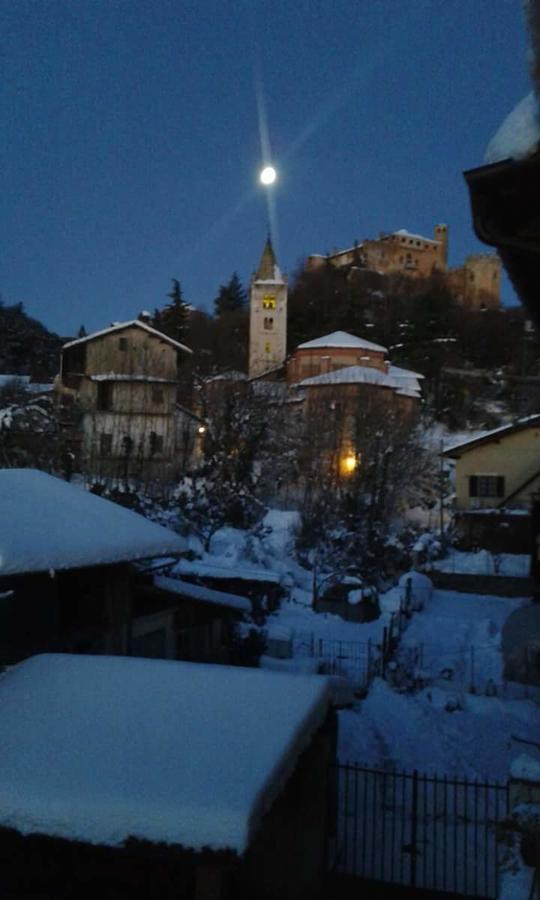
[1,0,531,337]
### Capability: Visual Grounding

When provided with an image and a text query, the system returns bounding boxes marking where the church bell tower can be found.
[248,236,287,378]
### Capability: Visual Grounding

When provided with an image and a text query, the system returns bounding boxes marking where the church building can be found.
[248,237,288,378]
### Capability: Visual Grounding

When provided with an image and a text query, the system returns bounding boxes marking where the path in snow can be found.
[339,590,538,780]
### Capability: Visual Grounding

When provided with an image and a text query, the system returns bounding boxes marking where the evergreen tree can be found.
[213,272,246,317]
[157,279,190,343]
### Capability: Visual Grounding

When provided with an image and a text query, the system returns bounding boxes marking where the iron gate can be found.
[334,763,509,898]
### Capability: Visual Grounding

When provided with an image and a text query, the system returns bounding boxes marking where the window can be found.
[264,341,271,354]
[118,337,128,351]
[263,317,274,331]
[469,475,505,498]
[100,433,112,455]
[152,386,164,405]
[149,431,164,455]
[262,294,276,310]
[96,381,113,411]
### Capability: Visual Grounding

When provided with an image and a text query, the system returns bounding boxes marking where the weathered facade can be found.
[249,237,288,378]
[57,320,195,482]
[307,223,501,311]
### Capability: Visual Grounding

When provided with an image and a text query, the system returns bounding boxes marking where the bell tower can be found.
[248,236,287,378]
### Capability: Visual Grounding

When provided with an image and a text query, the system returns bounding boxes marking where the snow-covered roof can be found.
[89,374,177,383]
[0,469,186,575]
[393,229,438,244]
[295,365,393,389]
[62,320,192,355]
[0,375,31,387]
[387,364,425,380]
[0,653,330,852]
[443,414,540,457]
[485,93,540,165]
[294,364,422,398]
[154,574,251,612]
[176,557,282,583]
[296,331,388,353]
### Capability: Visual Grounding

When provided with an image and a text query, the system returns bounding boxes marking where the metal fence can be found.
[334,762,509,898]
[293,632,378,690]
[391,642,540,700]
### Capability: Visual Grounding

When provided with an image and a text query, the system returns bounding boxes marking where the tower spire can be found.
[255,234,280,281]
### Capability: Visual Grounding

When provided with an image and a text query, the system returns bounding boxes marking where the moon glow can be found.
[260,165,277,186]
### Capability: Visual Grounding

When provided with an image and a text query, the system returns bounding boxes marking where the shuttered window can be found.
[469,475,505,498]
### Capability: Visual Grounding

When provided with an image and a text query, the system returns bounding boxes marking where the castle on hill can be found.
[306,223,501,312]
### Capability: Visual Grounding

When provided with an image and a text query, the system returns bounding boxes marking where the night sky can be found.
[1,0,532,337]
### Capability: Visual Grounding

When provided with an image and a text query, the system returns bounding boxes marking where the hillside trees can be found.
[154,280,191,344]
[214,272,246,316]
[0,301,63,379]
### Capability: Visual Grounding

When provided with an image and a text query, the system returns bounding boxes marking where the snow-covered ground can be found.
[431,549,530,577]
[175,510,538,783]
[339,590,538,780]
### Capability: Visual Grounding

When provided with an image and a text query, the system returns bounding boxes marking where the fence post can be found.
[405,576,412,615]
[410,769,419,888]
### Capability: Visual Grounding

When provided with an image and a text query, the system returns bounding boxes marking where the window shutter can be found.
[497,476,505,498]
[469,476,478,497]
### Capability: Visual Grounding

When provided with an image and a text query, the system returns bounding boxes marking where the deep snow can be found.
[0,654,329,852]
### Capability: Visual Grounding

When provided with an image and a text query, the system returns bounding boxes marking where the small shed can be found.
[0,468,185,662]
[132,573,252,663]
[0,653,336,899]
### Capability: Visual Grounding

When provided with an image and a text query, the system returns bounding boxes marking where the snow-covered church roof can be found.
[294,364,422,398]
[0,653,330,853]
[0,469,186,576]
[297,330,388,353]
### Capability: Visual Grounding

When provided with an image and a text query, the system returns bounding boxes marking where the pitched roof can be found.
[62,320,192,355]
[0,469,186,575]
[296,330,388,353]
[293,363,422,398]
[254,236,283,282]
[0,653,330,852]
[443,414,540,457]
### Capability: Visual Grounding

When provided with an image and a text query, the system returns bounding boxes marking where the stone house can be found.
[57,319,198,483]
[443,415,540,551]
[306,223,501,311]
[0,653,336,900]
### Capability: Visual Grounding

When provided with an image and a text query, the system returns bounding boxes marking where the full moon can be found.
[260,165,277,186]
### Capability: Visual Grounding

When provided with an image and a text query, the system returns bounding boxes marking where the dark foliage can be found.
[0,301,63,379]
[214,272,247,316]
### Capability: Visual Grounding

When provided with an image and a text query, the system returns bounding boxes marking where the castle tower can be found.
[248,236,287,378]
[433,224,448,271]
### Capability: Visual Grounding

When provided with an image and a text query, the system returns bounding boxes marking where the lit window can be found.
[262,294,276,310]
[264,341,271,354]
[264,317,274,331]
